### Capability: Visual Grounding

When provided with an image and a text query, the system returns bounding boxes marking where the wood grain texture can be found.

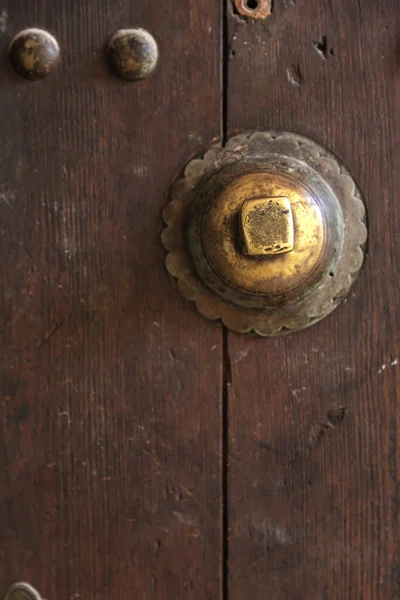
[0,2,222,599]
[226,0,400,597]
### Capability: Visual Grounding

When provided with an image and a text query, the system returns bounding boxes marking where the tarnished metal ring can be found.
[2,582,43,600]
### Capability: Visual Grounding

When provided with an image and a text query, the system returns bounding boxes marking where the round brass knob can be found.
[162,131,367,336]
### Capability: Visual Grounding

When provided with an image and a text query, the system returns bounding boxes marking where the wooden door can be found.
[0,1,398,599]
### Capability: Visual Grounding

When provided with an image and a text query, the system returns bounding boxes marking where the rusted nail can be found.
[9,28,60,80]
[107,28,158,81]
[234,0,272,19]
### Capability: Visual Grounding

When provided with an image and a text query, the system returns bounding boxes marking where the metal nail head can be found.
[107,28,158,81]
[9,28,60,80]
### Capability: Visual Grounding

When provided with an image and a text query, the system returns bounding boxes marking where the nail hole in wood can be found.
[233,0,272,19]
[313,35,334,60]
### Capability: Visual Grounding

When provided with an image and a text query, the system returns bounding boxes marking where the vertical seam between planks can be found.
[221,327,230,600]
[221,2,230,598]
[222,0,229,145]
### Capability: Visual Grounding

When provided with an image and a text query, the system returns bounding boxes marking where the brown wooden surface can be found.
[1,0,400,599]
[226,0,400,598]
[0,2,222,599]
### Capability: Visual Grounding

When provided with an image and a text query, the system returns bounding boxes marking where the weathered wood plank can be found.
[0,2,222,599]
[226,0,400,597]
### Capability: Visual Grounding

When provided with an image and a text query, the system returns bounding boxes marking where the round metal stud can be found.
[107,28,158,81]
[9,28,60,81]
[162,131,368,336]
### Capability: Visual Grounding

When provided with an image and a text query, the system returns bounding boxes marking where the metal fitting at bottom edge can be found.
[2,583,43,600]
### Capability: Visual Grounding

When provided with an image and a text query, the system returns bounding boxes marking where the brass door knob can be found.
[162,131,367,336]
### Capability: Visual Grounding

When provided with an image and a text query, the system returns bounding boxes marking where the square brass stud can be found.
[240,196,294,256]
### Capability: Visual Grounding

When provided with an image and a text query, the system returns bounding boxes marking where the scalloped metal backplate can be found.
[162,131,367,336]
